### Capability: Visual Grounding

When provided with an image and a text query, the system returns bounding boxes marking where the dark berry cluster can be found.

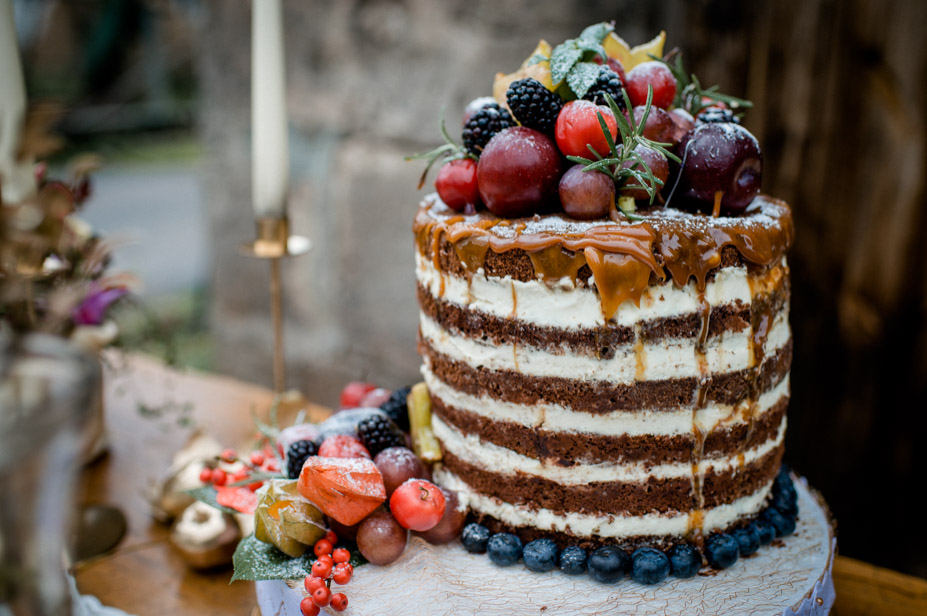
[286,439,318,479]
[506,78,563,133]
[462,103,515,155]
[460,467,800,586]
[583,67,626,108]
[379,385,412,432]
[356,414,405,457]
[697,106,740,125]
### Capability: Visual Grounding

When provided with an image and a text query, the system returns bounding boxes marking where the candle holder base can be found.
[240,217,310,259]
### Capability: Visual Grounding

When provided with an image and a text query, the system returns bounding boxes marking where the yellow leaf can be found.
[492,39,555,110]
[604,31,666,71]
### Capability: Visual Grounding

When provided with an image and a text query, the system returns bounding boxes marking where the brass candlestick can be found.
[241,217,310,393]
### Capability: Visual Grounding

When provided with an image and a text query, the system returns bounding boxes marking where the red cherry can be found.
[332,562,353,585]
[220,448,238,463]
[332,548,351,564]
[436,158,480,212]
[311,558,333,579]
[300,597,321,616]
[318,434,371,460]
[249,451,265,466]
[304,575,326,593]
[314,539,334,558]
[311,586,331,608]
[211,469,227,486]
[330,592,349,612]
[477,127,562,218]
[198,468,213,483]
[626,61,677,109]
[339,381,377,408]
[389,479,447,532]
[555,100,618,158]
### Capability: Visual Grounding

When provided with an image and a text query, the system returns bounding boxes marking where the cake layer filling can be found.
[419,310,790,384]
[433,414,785,485]
[420,338,792,412]
[435,467,774,542]
[416,252,787,331]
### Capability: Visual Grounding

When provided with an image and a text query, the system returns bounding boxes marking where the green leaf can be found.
[567,62,603,98]
[231,534,313,582]
[525,53,547,67]
[579,22,613,46]
[186,486,241,516]
[575,39,607,63]
[550,40,582,86]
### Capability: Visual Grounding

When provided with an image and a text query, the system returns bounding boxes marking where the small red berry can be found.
[299,597,320,616]
[314,539,334,558]
[555,100,618,158]
[340,381,377,408]
[250,451,265,466]
[231,469,249,483]
[325,530,339,545]
[198,467,213,483]
[220,448,237,463]
[332,562,353,585]
[248,480,263,492]
[436,158,480,212]
[304,575,326,593]
[262,458,281,473]
[318,434,371,460]
[211,469,227,486]
[626,61,677,110]
[330,592,349,612]
[332,548,350,564]
[311,558,332,579]
[311,586,331,608]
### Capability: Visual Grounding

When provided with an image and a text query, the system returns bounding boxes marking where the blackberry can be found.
[505,78,563,133]
[559,546,587,575]
[631,547,670,585]
[705,533,739,569]
[286,439,318,479]
[522,538,559,572]
[461,523,491,553]
[696,107,740,125]
[487,532,523,566]
[667,543,701,578]
[583,67,626,108]
[587,546,630,583]
[462,102,515,155]
[379,386,412,432]
[356,414,405,457]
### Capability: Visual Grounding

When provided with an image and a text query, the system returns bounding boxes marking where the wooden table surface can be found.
[73,353,927,616]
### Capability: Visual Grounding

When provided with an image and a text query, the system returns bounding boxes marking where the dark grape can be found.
[633,106,676,145]
[559,164,614,220]
[477,127,563,218]
[676,123,762,214]
[620,145,669,201]
[356,508,408,565]
[373,447,430,496]
[416,487,467,545]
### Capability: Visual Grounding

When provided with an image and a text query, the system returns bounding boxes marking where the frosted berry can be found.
[287,439,318,479]
[332,562,353,585]
[390,479,446,532]
[676,122,762,214]
[706,533,739,569]
[462,96,497,127]
[311,558,332,579]
[314,539,333,558]
[462,102,515,155]
[631,547,670,585]
[211,469,227,486]
[762,507,796,537]
[340,381,377,408]
[357,414,405,457]
[626,61,677,109]
[587,546,630,583]
[436,158,480,212]
[332,548,350,564]
[198,467,213,483]
[667,543,701,578]
[555,100,618,158]
[697,106,739,125]
[487,532,523,566]
[522,538,559,572]
[304,575,326,593]
[318,434,371,459]
[558,546,587,575]
[477,127,562,218]
[461,523,491,553]
[583,67,625,108]
[506,78,563,133]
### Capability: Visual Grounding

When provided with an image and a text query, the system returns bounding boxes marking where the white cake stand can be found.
[256,475,835,616]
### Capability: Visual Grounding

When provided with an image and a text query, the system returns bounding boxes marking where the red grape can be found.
[620,145,669,201]
[555,100,618,158]
[356,508,408,565]
[477,127,563,218]
[436,158,480,212]
[668,108,695,143]
[676,123,762,214]
[389,479,446,532]
[416,487,467,545]
[626,61,677,109]
[559,164,614,220]
[633,105,676,145]
[374,447,430,496]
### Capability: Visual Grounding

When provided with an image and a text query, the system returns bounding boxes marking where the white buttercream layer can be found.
[422,363,790,439]
[435,467,773,540]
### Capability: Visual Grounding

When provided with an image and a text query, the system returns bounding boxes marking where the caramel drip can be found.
[453,237,491,276]
[583,248,653,320]
[712,191,723,218]
[632,324,646,381]
[527,245,587,284]
[687,291,712,545]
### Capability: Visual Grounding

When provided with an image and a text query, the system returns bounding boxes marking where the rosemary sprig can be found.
[659,50,753,117]
[405,107,473,189]
[566,87,680,209]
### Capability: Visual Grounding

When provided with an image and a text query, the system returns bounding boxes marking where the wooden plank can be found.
[833,555,927,616]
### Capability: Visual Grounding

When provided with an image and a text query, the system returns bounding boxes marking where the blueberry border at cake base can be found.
[255,475,835,616]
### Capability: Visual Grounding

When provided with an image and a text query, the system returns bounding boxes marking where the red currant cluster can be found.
[199,446,280,492]
[299,531,353,615]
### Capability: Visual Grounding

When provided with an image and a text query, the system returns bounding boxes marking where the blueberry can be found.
[559,546,587,575]
[523,538,559,572]
[631,547,670,585]
[487,533,523,566]
[461,523,491,553]
[706,534,739,569]
[732,527,760,556]
[587,546,630,583]
[773,468,797,501]
[771,490,799,516]
[667,543,701,578]
[762,507,796,537]
[752,519,776,545]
